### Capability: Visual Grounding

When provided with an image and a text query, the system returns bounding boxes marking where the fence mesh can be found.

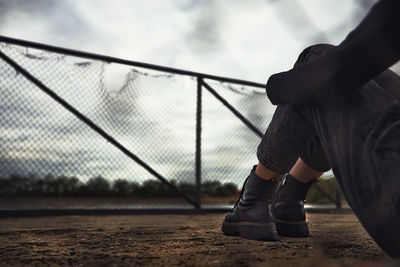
[0,42,278,210]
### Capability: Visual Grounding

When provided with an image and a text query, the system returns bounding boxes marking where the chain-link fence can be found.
[0,36,342,214]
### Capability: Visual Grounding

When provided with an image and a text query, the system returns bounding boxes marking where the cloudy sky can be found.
[0,0,375,82]
[0,0,378,185]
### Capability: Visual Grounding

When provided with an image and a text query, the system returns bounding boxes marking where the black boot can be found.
[221,166,279,241]
[272,174,312,237]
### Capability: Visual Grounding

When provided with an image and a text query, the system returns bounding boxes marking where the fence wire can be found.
[0,42,280,210]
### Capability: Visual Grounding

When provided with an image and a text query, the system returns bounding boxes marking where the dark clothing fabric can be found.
[257,0,400,255]
[266,0,400,106]
[257,44,400,257]
[257,44,334,174]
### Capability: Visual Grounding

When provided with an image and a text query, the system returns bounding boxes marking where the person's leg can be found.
[293,132,332,183]
[221,104,318,240]
[255,156,325,183]
[264,40,400,255]
[273,135,332,237]
[266,59,400,251]
[254,45,335,238]
[289,158,323,184]
[286,59,400,257]
[222,44,335,241]
[255,44,335,181]
[254,44,334,181]
[269,42,400,255]
[254,162,282,181]
[256,128,328,183]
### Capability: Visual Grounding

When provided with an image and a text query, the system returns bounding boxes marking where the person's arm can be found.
[266,0,400,105]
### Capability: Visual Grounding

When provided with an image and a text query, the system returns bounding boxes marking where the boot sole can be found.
[275,219,309,237]
[222,221,278,241]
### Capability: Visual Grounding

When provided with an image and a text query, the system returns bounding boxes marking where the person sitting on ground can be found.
[222,0,400,258]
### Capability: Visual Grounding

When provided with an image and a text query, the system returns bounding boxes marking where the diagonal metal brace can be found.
[201,80,264,138]
[313,183,340,206]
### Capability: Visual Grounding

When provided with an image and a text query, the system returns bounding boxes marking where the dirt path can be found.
[0,213,393,266]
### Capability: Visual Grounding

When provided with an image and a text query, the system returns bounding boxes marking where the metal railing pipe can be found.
[0,35,265,88]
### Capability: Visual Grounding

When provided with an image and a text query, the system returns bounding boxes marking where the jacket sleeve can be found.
[266,0,400,105]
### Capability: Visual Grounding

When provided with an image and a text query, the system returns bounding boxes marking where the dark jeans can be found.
[257,44,400,257]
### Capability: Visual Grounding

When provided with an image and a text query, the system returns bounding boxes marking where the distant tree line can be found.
[0,174,344,204]
[0,174,238,198]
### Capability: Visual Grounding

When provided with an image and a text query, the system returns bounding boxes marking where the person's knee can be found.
[293,43,335,68]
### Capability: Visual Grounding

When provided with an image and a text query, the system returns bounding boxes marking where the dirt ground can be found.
[0,212,395,266]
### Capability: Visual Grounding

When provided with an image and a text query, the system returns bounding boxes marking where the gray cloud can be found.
[185,1,223,53]
[0,0,55,16]
[0,0,91,41]
[267,0,330,43]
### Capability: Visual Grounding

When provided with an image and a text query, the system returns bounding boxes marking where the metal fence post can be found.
[195,77,203,209]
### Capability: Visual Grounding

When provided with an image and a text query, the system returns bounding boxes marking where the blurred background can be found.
[0,0,383,209]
